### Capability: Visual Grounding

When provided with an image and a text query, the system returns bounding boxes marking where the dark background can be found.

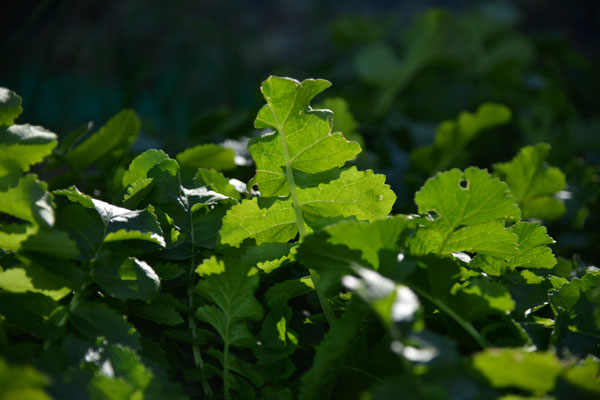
[1,0,599,152]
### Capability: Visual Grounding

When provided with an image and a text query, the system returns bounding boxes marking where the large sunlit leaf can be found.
[410,167,520,258]
[249,76,360,196]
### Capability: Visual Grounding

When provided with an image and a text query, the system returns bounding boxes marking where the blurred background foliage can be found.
[1,0,599,265]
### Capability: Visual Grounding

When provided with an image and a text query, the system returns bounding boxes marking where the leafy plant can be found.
[0,76,599,400]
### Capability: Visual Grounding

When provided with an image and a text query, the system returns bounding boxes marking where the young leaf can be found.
[66,109,140,170]
[176,143,236,171]
[0,124,57,175]
[194,257,262,399]
[471,221,557,275]
[194,168,241,200]
[412,103,512,173]
[410,167,520,258]
[494,143,566,220]
[0,88,23,126]
[316,97,364,146]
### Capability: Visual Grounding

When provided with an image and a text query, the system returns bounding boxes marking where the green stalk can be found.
[269,105,336,326]
[182,179,212,397]
[223,322,231,400]
[410,285,488,349]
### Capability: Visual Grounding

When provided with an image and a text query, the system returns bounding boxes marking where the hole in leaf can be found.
[428,210,440,221]
[458,179,469,189]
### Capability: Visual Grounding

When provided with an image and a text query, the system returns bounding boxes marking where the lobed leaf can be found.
[411,167,520,257]
[494,143,566,220]
[250,76,361,196]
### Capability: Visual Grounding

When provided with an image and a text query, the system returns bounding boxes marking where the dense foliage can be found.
[1,71,599,400]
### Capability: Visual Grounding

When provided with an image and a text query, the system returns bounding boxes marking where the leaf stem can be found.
[269,105,336,326]
[409,285,488,349]
[223,322,231,400]
[183,179,212,397]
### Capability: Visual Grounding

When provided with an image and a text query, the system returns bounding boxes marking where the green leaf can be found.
[122,149,232,250]
[316,97,363,146]
[207,347,266,388]
[494,143,566,220]
[0,265,71,300]
[473,348,562,394]
[0,292,64,339]
[250,76,360,196]
[255,293,298,366]
[128,303,184,326]
[0,357,51,400]
[0,174,54,227]
[296,167,396,223]
[0,223,79,259]
[241,243,297,273]
[410,167,520,257]
[0,88,23,126]
[551,270,600,332]
[508,221,556,269]
[220,167,395,247]
[195,258,262,345]
[93,255,160,300]
[319,216,408,269]
[354,44,403,87]
[194,168,241,200]
[176,143,236,171]
[70,301,141,349]
[461,277,515,313]
[412,103,512,173]
[55,187,165,248]
[299,300,369,400]
[0,124,57,175]
[66,109,140,170]
[219,197,296,246]
[343,267,420,328]
[471,221,557,275]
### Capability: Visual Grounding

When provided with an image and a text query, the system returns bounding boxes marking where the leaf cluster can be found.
[1,76,599,400]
